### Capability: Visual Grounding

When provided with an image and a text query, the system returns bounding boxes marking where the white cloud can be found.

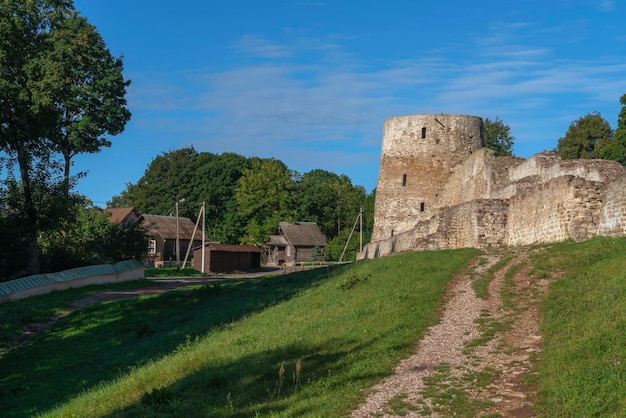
[597,0,615,11]
[124,24,626,187]
[234,35,292,59]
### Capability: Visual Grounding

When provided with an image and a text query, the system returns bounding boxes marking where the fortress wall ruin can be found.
[598,177,626,236]
[372,114,484,241]
[504,176,601,245]
[359,113,626,260]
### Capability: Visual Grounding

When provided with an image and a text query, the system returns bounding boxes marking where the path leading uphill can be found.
[352,247,550,417]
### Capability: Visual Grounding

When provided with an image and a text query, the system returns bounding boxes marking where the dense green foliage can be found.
[556,112,613,159]
[0,248,478,417]
[556,94,626,164]
[38,204,148,272]
[0,193,147,280]
[596,93,626,165]
[483,116,515,156]
[0,0,130,275]
[111,148,374,259]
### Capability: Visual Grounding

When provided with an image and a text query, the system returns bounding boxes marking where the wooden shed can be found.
[192,243,261,273]
[266,222,327,266]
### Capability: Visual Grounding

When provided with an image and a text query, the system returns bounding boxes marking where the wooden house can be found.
[138,214,202,267]
[266,222,327,266]
[192,243,261,273]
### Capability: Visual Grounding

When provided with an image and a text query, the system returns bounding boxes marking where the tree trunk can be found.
[17,145,40,275]
[63,151,71,196]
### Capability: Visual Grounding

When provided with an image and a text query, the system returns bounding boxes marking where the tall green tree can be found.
[111,147,208,217]
[596,94,626,165]
[46,14,131,191]
[235,158,297,245]
[0,0,129,274]
[556,112,612,160]
[296,169,366,240]
[110,149,252,243]
[483,117,515,156]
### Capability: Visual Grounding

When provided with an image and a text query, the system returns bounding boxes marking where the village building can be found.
[138,214,202,267]
[104,207,141,226]
[266,222,327,266]
[192,243,261,273]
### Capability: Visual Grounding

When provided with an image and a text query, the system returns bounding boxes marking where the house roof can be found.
[278,222,328,247]
[139,214,202,241]
[105,207,140,224]
[195,243,261,253]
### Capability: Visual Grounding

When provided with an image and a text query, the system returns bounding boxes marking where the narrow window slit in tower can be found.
[421,127,427,139]
[420,202,425,212]
[402,174,407,186]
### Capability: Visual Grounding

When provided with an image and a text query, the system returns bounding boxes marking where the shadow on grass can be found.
[0,266,349,418]
[104,334,396,418]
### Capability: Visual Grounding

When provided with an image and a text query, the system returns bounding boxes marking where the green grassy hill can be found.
[1,237,625,417]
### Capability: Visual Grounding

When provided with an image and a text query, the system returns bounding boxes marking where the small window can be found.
[148,240,157,254]
[421,127,427,139]
[420,202,425,212]
[402,174,407,186]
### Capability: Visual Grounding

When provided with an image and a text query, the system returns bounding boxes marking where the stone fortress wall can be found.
[359,114,626,260]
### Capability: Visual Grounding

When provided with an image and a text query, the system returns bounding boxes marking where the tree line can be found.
[109,148,376,262]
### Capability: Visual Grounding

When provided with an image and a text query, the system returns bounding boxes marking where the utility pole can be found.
[339,207,363,262]
[201,201,206,274]
[175,198,185,268]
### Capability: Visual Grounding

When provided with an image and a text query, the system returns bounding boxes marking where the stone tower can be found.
[371,114,485,241]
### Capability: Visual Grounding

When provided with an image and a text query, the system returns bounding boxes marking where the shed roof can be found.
[196,243,261,253]
[278,222,327,247]
[139,214,202,240]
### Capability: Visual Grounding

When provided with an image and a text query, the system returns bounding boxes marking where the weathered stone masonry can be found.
[359,114,626,259]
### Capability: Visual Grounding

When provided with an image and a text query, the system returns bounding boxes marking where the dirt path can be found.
[352,247,549,417]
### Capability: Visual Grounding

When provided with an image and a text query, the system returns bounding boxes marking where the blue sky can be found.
[70,0,626,206]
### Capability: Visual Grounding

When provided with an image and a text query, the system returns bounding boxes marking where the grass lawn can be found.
[2,236,625,417]
[0,248,478,417]
[530,237,626,417]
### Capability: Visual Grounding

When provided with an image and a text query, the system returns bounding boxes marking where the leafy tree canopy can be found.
[483,117,515,156]
[557,112,612,160]
[0,0,130,274]
[597,94,626,165]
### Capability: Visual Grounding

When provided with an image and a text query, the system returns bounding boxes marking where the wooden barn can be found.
[266,222,327,266]
[138,214,202,267]
[192,243,261,273]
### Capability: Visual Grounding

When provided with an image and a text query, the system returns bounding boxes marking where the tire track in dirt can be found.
[352,247,549,417]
